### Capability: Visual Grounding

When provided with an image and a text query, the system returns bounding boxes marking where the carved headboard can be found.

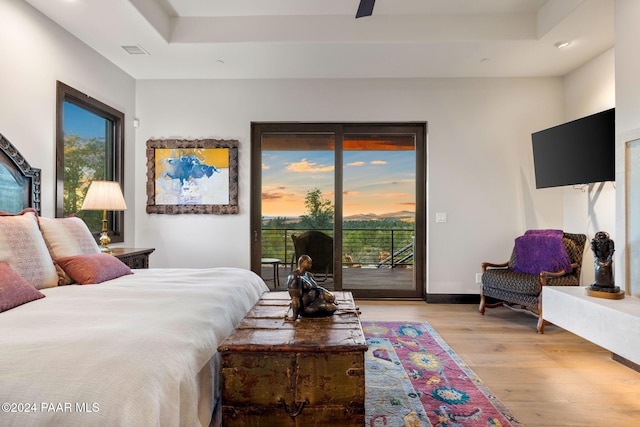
[0,134,41,215]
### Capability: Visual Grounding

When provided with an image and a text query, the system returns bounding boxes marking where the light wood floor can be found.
[356,300,640,427]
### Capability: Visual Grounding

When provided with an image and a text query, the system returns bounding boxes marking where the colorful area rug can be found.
[362,322,522,427]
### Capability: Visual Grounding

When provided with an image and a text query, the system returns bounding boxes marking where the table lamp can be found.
[81,181,127,253]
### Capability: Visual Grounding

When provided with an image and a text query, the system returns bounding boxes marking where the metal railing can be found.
[261,228,414,269]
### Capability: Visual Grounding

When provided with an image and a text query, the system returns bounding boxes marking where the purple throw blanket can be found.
[513,229,572,275]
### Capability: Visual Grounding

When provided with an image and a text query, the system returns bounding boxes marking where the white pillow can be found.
[0,209,59,289]
[39,216,100,285]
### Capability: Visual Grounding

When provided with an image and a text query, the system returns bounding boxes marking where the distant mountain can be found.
[262,210,415,224]
[344,211,415,222]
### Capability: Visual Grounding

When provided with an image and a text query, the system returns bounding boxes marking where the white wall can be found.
[9,0,612,297]
[0,0,136,242]
[616,0,640,297]
[135,78,565,294]
[562,48,616,286]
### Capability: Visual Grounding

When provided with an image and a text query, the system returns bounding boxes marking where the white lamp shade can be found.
[81,181,127,211]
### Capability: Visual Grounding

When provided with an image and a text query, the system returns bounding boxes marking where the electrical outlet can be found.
[475,273,483,284]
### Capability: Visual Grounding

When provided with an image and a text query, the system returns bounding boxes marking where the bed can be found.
[0,135,269,426]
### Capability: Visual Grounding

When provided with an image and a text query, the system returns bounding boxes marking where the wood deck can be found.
[260,264,415,291]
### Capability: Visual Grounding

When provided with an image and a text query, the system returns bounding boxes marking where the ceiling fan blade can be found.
[356,0,376,19]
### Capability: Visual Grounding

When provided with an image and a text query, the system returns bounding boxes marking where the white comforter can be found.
[0,267,268,427]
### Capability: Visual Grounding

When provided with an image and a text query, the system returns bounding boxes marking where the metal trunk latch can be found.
[278,397,309,418]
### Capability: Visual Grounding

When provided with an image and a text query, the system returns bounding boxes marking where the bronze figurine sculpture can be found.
[588,231,619,293]
[287,255,338,320]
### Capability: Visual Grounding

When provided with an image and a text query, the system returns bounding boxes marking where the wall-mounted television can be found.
[532,108,615,189]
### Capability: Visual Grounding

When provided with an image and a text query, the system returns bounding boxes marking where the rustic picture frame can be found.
[146,139,238,214]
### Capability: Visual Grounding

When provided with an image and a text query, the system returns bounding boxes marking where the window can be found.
[251,122,425,299]
[55,81,125,243]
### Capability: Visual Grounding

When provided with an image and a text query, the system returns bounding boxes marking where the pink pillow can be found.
[55,253,132,285]
[0,262,46,312]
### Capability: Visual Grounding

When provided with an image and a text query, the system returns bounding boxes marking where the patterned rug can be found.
[362,322,522,427]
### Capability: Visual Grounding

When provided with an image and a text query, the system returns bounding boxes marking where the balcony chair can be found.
[479,230,586,333]
[291,230,334,282]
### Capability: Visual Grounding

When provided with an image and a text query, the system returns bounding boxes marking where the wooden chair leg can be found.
[536,294,544,334]
[479,293,486,314]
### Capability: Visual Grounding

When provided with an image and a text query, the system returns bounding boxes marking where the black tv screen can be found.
[532,108,615,189]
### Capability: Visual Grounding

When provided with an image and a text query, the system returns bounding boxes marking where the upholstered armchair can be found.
[479,231,586,333]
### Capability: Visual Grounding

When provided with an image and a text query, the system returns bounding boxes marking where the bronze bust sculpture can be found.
[588,231,619,293]
[287,255,338,320]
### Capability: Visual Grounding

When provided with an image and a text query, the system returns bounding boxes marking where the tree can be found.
[264,217,288,229]
[63,133,106,232]
[299,188,334,229]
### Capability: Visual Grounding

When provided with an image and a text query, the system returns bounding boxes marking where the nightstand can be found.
[111,248,155,269]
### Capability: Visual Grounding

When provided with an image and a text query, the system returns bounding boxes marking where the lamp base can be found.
[99,215,111,253]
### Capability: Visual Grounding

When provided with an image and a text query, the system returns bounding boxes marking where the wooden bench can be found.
[218,291,367,426]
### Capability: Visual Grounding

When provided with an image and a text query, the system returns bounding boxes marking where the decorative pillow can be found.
[0,261,46,312]
[54,253,132,285]
[39,216,100,284]
[513,232,572,275]
[0,209,60,289]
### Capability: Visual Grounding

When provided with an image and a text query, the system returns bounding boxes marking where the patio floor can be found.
[260,264,415,292]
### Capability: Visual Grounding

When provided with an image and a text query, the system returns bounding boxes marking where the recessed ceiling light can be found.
[121,45,149,55]
[554,41,571,49]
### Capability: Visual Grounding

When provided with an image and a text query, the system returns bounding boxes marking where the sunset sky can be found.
[262,150,415,217]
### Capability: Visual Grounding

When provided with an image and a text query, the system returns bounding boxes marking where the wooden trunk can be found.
[218,291,367,427]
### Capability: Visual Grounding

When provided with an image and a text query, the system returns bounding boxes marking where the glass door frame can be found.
[251,122,426,299]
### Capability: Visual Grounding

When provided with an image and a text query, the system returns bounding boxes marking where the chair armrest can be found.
[539,269,567,286]
[539,262,580,286]
[481,261,509,272]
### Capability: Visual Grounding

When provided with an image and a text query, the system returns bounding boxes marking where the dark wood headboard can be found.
[0,134,41,215]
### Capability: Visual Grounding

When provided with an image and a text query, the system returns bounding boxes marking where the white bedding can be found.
[0,267,268,427]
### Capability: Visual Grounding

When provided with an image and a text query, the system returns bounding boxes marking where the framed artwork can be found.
[146,139,238,214]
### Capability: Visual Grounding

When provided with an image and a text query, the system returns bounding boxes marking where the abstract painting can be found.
[146,139,238,214]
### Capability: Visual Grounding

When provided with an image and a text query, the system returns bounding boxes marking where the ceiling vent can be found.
[121,45,149,55]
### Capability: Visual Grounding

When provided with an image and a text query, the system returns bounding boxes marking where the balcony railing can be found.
[261,228,414,269]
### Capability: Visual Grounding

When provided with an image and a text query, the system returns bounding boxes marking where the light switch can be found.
[435,212,448,223]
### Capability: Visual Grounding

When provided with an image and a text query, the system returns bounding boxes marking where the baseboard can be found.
[425,294,481,304]
[612,353,640,373]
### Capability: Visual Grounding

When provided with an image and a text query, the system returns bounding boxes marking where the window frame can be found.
[55,81,125,244]
[250,122,426,300]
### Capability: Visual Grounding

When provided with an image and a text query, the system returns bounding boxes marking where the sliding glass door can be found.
[251,123,425,299]
[342,130,419,294]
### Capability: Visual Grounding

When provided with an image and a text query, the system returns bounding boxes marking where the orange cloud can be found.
[370,160,387,165]
[347,161,365,166]
[286,158,334,173]
[262,191,285,200]
[262,186,294,201]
